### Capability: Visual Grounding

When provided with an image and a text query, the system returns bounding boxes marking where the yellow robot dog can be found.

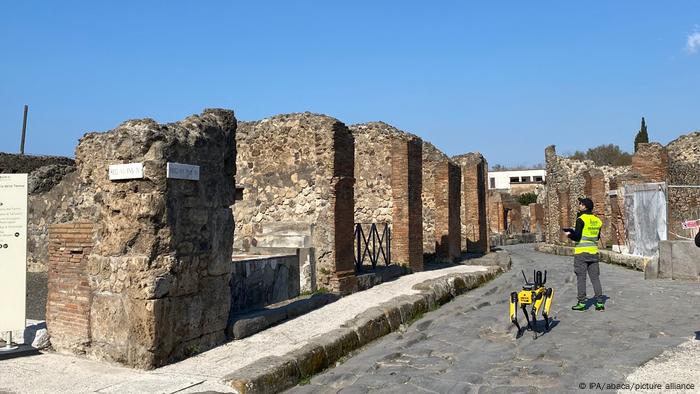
[509,270,553,339]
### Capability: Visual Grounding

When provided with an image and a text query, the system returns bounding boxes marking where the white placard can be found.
[0,174,27,332]
[167,162,200,181]
[109,163,144,180]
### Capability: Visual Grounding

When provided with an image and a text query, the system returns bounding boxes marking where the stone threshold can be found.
[222,254,508,393]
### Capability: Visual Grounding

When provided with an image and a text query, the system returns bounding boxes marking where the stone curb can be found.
[223,262,506,394]
[534,243,650,271]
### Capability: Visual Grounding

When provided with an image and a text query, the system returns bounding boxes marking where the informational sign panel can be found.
[0,174,27,332]
[109,163,144,180]
[167,162,200,181]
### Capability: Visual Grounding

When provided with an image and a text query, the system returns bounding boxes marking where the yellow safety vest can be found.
[574,213,602,255]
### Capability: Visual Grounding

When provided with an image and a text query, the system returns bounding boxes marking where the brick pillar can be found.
[632,143,669,183]
[460,159,489,254]
[558,189,571,243]
[330,178,357,294]
[584,169,607,246]
[46,222,94,353]
[435,161,461,262]
[391,138,423,271]
[529,203,544,234]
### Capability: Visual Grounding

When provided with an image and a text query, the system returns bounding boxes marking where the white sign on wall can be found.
[167,162,200,181]
[109,163,144,180]
[0,174,27,332]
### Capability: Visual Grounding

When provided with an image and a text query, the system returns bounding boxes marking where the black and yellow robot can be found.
[509,270,553,339]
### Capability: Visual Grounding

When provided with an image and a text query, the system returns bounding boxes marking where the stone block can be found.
[224,355,300,394]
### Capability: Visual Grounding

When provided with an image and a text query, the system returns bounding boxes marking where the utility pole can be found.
[19,105,28,155]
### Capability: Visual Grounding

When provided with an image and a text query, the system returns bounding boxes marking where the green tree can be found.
[567,144,632,166]
[634,117,649,152]
[517,192,538,206]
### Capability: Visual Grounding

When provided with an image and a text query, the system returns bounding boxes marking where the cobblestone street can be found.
[290,244,700,393]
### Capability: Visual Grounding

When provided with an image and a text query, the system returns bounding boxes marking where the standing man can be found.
[563,197,605,311]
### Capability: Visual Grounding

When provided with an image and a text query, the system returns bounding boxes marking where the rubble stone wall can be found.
[453,153,489,254]
[666,132,700,239]
[0,152,74,174]
[422,143,449,256]
[47,109,237,369]
[350,122,423,271]
[543,145,629,246]
[234,113,355,291]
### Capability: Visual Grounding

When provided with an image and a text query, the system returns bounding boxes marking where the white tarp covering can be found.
[624,182,667,257]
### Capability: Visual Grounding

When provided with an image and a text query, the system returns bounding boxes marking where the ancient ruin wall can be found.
[234,113,355,291]
[350,122,423,270]
[543,146,629,246]
[666,132,700,239]
[453,153,489,254]
[422,142,449,255]
[47,109,237,368]
[0,152,74,174]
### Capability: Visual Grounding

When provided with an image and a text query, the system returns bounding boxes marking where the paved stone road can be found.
[289,244,700,393]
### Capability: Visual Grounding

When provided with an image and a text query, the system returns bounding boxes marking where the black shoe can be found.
[571,301,587,311]
[595,302,605,311]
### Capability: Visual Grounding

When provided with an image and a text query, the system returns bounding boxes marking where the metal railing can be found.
[354,223,391,272]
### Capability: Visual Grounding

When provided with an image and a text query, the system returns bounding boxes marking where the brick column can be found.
[331,176,358,293]
[390,138,423,271]
[632,143,669,183]
[529,203,544,234]
[460,159,489,254]
[46,222,94,353]
[435,161,461,262]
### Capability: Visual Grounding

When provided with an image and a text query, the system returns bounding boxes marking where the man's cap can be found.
[578,197,594,211]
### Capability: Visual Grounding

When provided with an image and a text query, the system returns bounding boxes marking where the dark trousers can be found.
[574,253,603,302]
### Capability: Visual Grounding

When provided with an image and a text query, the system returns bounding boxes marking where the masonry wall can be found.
[422,143,449,256]
[47,109,237,369]
[453,153,489,254]
[350,122,423,271]
[434,161,461,262]
[543,145,629,246]
[46,222,94,353]
[665,133,700,240]
[0,152,74,174]
[234,113,355,292]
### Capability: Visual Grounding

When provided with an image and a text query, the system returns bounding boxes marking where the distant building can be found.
[488,169,546,194]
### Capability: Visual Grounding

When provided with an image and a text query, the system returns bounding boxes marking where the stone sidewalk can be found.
[0,253,508,394]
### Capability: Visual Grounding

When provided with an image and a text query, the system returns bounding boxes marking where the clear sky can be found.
[1,1,699,167]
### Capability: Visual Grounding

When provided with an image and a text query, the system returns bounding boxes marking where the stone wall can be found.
[47,109,237,368]
[350,122,423,271]
[543,145,629,246]
[453,153,489,254]
[0,152,74,174]
[529,203,544,235]
[233,113,356,292]
[230,254,300,314]
[666,132,700,239]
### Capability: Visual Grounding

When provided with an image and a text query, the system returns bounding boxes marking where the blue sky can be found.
[1,1,699,167]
